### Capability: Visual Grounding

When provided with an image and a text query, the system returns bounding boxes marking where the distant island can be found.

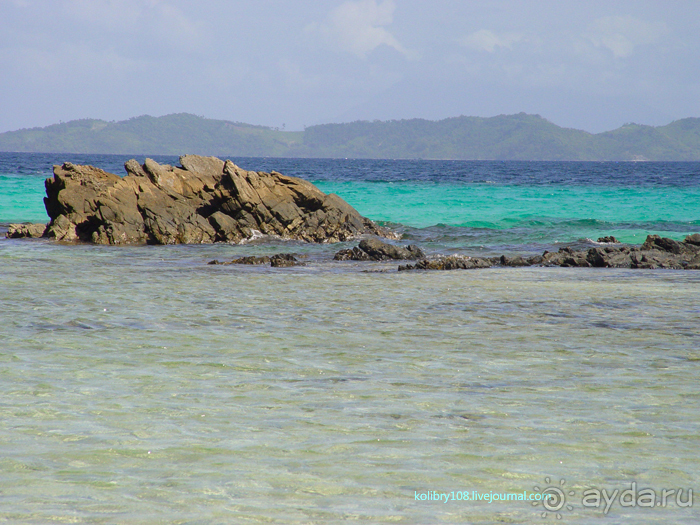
[1,112,699,161]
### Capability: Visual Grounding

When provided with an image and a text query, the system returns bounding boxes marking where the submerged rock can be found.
[6,223,47,238]
[43,156,392,245]
[270,254,302,267]
[334,238,425,261]
[207,253,303,267]
[399,255,493,271]
[229,256,272,265]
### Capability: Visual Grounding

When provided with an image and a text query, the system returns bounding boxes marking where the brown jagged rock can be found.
[43,155,392,245]
[6,223,47,239]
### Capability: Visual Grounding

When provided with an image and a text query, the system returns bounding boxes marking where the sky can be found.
[1,0,699,133]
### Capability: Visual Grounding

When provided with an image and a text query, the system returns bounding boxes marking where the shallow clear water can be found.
[1,154,699,523]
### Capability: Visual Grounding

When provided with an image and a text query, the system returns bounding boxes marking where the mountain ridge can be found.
[1,112,699,160]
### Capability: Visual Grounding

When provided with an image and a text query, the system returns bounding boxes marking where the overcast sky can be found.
[1,0,699,133]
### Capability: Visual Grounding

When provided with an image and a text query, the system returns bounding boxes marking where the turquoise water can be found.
[3,175,699,246]
[0,173,48,223]
[314,181,700,245]
[1,154,700,523]
[2,154,699,249]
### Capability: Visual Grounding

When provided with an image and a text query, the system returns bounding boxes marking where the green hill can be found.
[0,113,302,156]
[302,114,595,160]
[1,112,700,160]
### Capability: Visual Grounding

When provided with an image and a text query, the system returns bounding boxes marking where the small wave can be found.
[238,229,269,244]
[585,237,621,245]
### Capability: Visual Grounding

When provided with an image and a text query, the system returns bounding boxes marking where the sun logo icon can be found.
[532,477,575,519]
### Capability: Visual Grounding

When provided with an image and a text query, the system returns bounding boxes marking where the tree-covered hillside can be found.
[0,114,302,156]
[303,114,595,160]
[1,112,699,160]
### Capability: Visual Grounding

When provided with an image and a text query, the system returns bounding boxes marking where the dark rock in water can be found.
[397,234,700,272]
[597,236,620,243]
[641,234,683,254]
[42,156,393,245]
[359,238,425,260]
[500,255,531,267]
[540,250,567,266]
[550,235,700,269]
[230,256,272,265]
[334,247,373,261]
[399,255,492,271]
[685,233,700,246]
[6,223,47,238]
[207,253,302,267]
[586,247,633,268]
[562,256,591,267]
[526,255,545,265]
[334,238,424,261]
[629,251,686,269]
[270,254,302,267]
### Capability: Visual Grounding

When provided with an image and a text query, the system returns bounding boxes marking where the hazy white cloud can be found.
[63,0,204,49]
[311,0,412,59]
[584,16,666,58]
[460,29,523,53]
[0,1,697,134]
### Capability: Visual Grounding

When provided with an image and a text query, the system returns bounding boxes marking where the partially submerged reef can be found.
[202,235,700,271]
[5,154,700,271]
[395,234,700,271]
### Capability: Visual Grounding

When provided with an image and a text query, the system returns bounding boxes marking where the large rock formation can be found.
[42,155,392,244]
